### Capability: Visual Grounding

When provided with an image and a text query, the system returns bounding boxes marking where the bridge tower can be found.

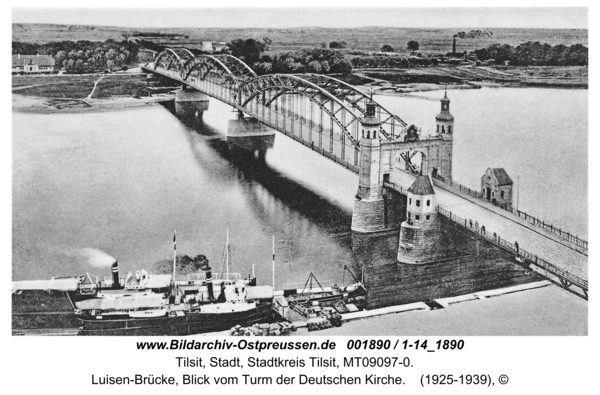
[397,175,448,264]
[351,97,387,233]
[435,90,454,182]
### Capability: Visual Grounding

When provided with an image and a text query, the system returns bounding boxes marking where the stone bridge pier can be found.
[175,87,210,119]
[227,112,275,156]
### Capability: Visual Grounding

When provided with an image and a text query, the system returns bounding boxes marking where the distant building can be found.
[481,168,513,210]
[12,54,55,74]
[201,41,228,53]
[213,42,228,52]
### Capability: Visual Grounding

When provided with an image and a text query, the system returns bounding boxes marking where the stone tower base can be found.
[351,189,405,233]
[397,216,454,264]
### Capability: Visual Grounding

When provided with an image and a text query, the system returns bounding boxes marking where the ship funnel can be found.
[205,265,214,301]
[111,261,120,288]
[197,254,213,301]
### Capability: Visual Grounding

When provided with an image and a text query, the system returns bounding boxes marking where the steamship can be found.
[69,259,273,336]
[13,234,274,336]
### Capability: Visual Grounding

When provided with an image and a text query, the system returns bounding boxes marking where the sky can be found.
[11,5,589,30]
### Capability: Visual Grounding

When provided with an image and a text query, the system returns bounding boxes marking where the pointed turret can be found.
[352,93,387,232]
[356,94,382,201]
[436,89,454,140]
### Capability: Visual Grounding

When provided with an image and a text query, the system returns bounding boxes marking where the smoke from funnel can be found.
[80,248,117,268]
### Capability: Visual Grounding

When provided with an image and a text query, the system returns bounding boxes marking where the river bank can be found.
[298,283,587,336]
[12,93,174,114]
[348,65,587,95]
[12,71,177,113]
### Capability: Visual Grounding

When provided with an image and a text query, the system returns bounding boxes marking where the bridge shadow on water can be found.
[161,101,352,236]
[162,101,544,311]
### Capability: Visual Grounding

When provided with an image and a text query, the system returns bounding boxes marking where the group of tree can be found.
[228,38,269,65]
[12,39,142,71]
[329,41,348,49]
[131,32,188,38]
[226,39,352,75]
[473,41,588,66]
[351,55,433,68]
[380,44,394,52]
[252,48,352,75]
[379,41,420,53]
[406,41,420,52]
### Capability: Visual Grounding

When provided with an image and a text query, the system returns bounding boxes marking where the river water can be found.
[12,87,587,310]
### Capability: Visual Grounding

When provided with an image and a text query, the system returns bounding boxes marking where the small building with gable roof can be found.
[481,168,513,210]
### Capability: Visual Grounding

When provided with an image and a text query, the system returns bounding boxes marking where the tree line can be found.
[228,39,353,75]
[473,41,588,66]
[12,39,142,71]
[351,55,434,68]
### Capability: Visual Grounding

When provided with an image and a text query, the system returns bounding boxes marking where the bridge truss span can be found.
[145,47,421,173]
[296,74,408,140]
[237,74,363,149]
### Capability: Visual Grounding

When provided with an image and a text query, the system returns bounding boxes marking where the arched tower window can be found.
[373,131,376,139]
[442,125,445,133]
[437,125,440,133]
[448,125,452,134]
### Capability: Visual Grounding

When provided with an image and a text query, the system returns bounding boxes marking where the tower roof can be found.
[360,116,381,126]
[407,175,435,195]
[362,92,381,126]
[435,112,454,121]
[436,89,453,121]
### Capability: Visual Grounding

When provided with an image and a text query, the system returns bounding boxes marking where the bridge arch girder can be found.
[154,48,195,73]
[213,54,257,82]
[238,74,363,148]
[180,55,239,89]
[297,74,408,140]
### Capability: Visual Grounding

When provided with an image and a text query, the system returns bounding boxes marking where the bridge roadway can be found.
[389,170,588,282]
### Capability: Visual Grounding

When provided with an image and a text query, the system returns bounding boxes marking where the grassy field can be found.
[92,74,150,98]
[13,23,588,55]
[351,64,588,88]
[12,75,98,98]
[12,73,176,100]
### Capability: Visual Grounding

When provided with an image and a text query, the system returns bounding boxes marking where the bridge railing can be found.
[510,209,587,251]
[432,174,588,253]
[383,181,407,195]
[437,206,588,291]
[432,173,483,199]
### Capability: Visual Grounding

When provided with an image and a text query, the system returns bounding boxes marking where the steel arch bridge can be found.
[145,48,409,173]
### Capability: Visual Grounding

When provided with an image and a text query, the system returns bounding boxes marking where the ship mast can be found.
[272,236,275,289]
[226,228,229,279]
[172,230,177,283]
